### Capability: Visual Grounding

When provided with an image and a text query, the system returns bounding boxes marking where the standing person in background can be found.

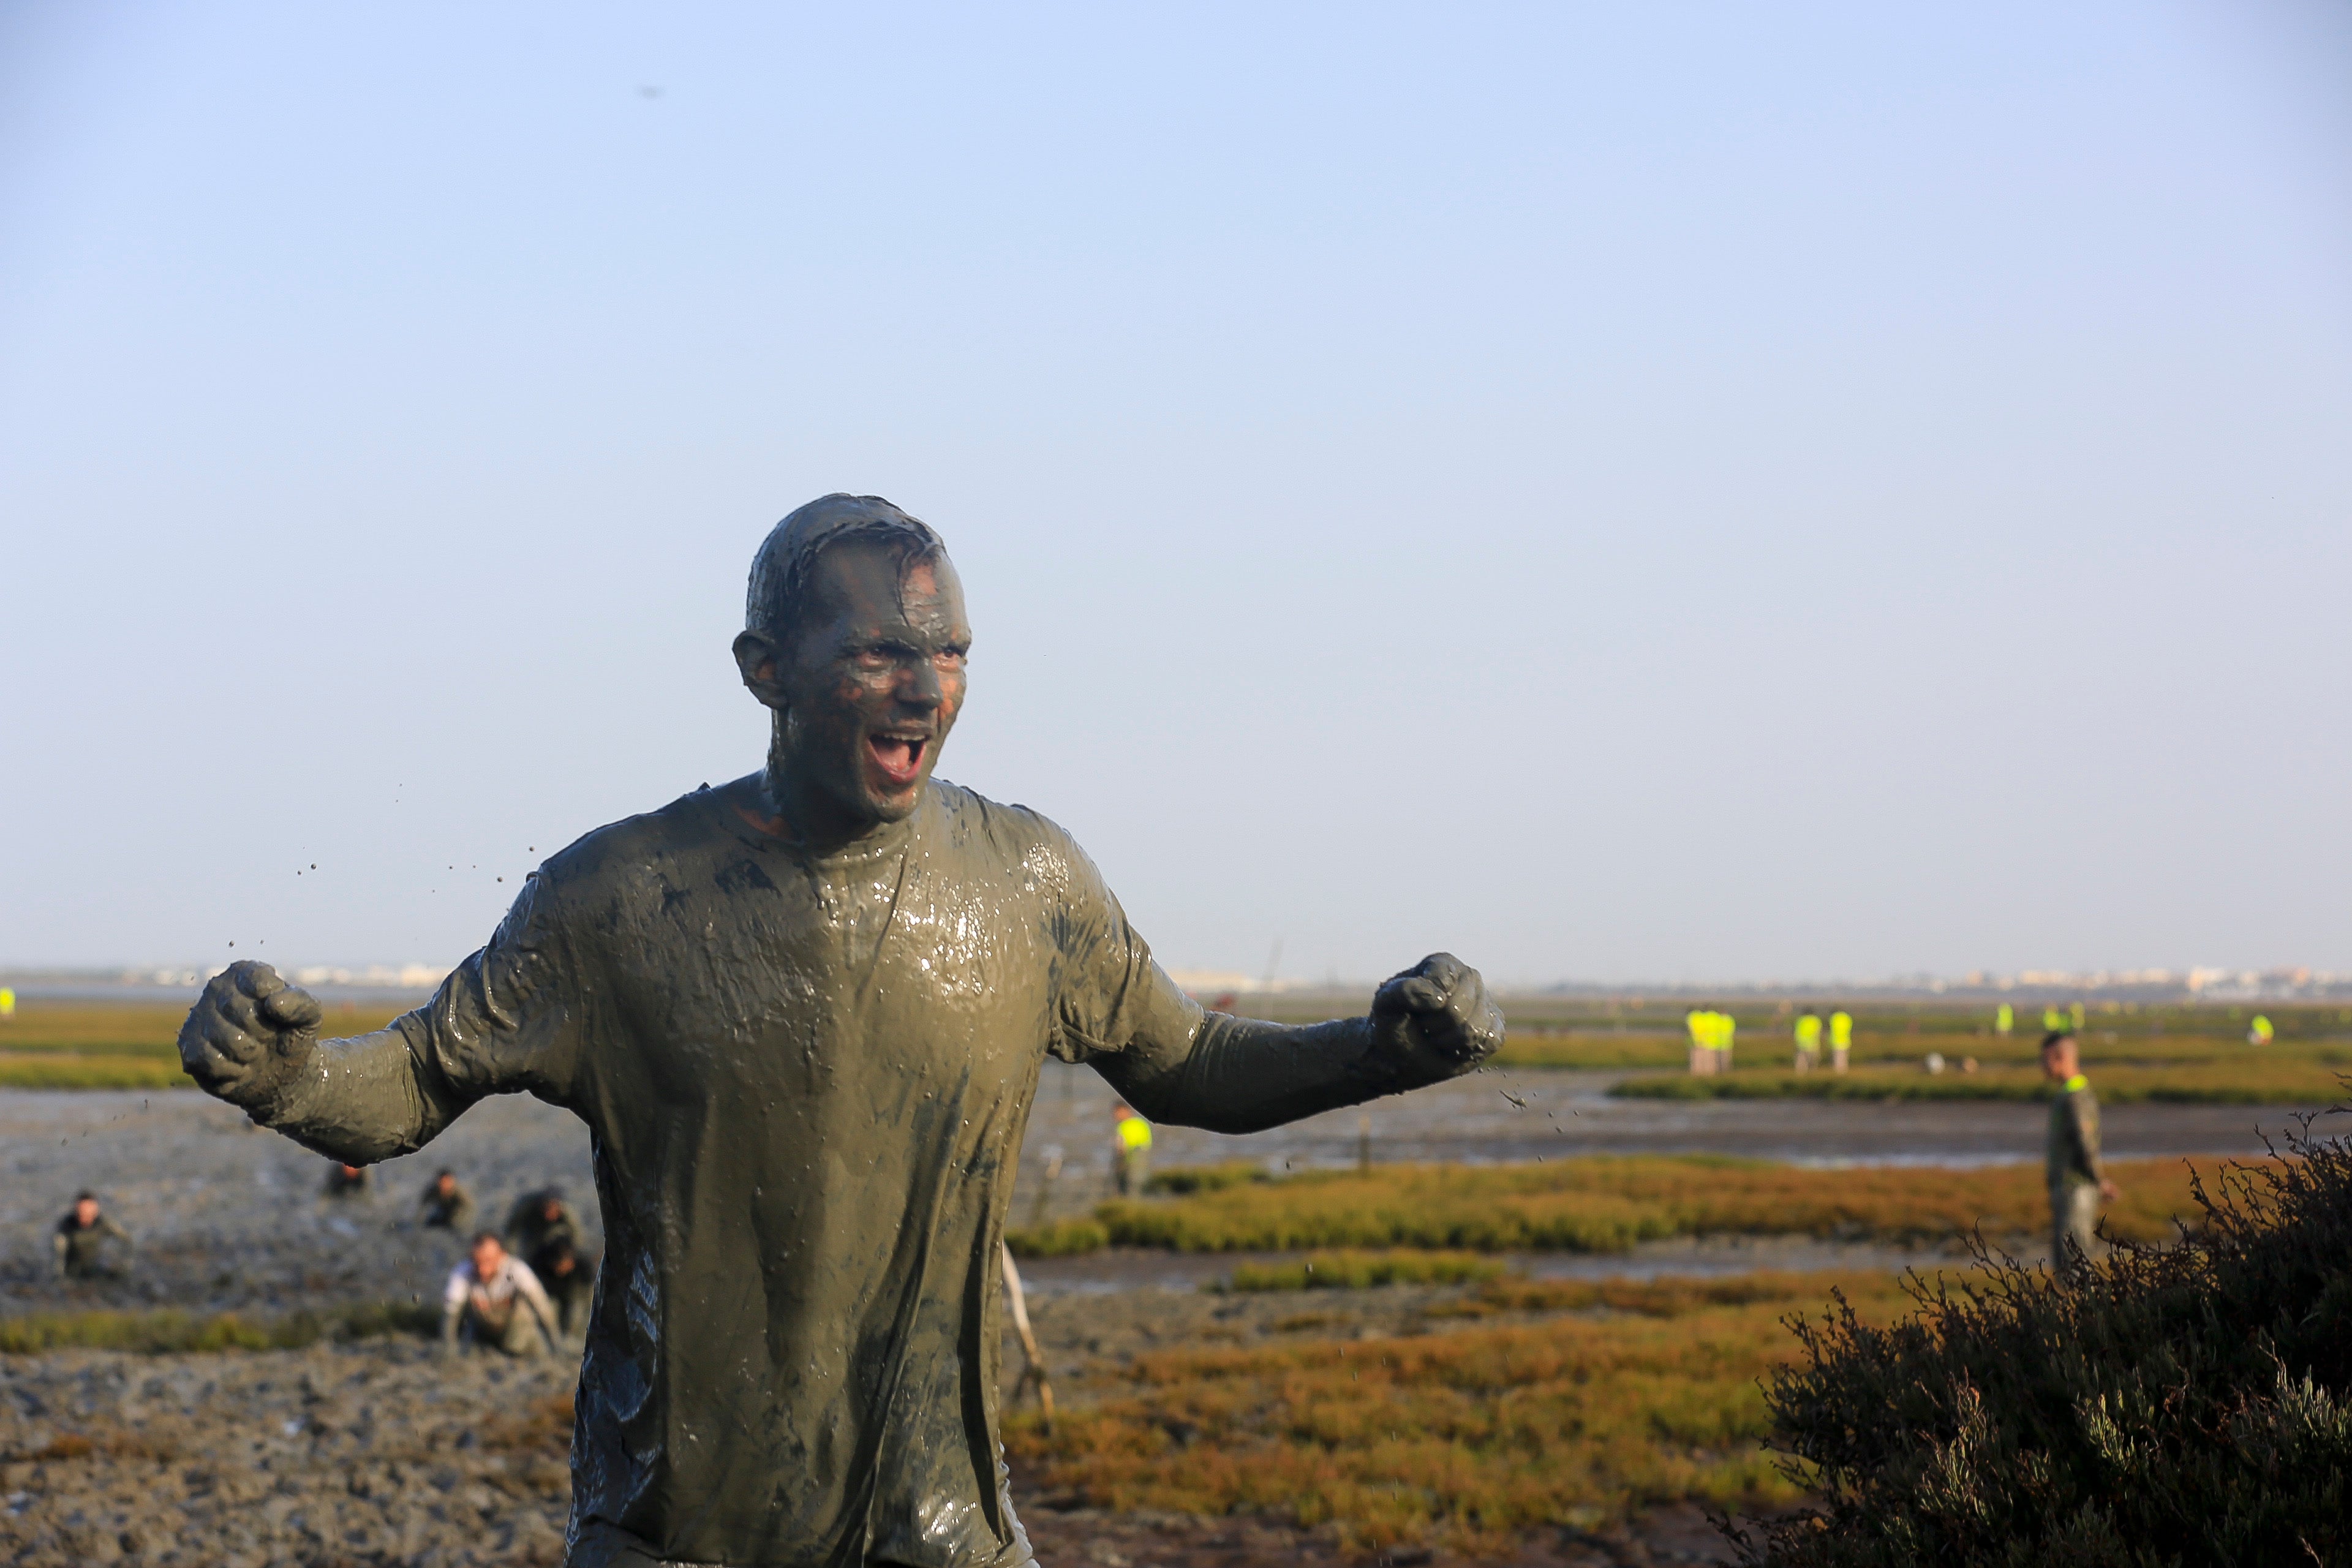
[417,1169,476,1232]
[2069,1001,2086,1035]
[1828,1009,1852,1074]
[0,987,15,1019]
[2041,1005,2066,1035]
[52,1192,132,1280]
[1717,1010,1736,1072]
[2042,1030,2118,1285]
[2248,1014,2274,1046]
[1686,1008,1708,1074]
[443,1231,560,1358]
[1792,1009,1823,1072]
[1995,1002,2014,1038]
[1111,1102,1153,1195]
[321,1161,371,1200]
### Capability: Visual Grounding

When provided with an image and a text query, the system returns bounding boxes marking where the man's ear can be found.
[733,630,788,708]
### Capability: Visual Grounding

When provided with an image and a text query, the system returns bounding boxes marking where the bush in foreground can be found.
[1742,1115,2352,1567]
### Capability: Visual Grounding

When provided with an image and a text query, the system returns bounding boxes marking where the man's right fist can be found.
[178,960,323,1111]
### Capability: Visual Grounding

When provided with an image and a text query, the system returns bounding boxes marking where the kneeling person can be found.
[443,1231,559,1357]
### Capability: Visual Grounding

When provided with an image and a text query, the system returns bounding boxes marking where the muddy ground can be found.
[2,1077,2310,1566]
[1,1281,1752,1568]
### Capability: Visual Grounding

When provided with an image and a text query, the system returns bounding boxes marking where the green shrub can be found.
[1740,1114,2352,1567]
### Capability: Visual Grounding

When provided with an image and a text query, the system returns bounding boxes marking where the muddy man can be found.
[177,494,1504,1568]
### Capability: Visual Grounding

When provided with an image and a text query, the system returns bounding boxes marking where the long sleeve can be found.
[258,875,588,1163]
[2069,1091,2105,1182]
[511,1262,561,1349]
[441,1267,468,1348]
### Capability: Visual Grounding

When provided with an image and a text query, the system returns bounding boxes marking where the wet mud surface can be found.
[2,1284,1749,1567]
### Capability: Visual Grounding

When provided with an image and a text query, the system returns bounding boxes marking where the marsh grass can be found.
[1060,1155,2243,1257]
[1005,1268,1918,1551]
[1220,1250,1509,1292]
[0,1300,437,1354]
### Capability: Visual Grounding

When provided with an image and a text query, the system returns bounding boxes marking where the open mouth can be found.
[866,734,929,786]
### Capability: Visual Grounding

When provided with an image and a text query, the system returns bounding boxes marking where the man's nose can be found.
[899,658,945,709]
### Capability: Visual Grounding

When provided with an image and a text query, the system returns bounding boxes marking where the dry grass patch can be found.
[1008,1269,1917,1552]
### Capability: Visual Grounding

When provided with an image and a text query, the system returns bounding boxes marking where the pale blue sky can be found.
[2,2,2346,984]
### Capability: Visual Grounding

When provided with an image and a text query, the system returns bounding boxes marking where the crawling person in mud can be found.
[444,1231,561,1358]
[176,492,1506,1568]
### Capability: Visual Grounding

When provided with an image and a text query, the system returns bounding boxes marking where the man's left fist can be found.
[1368,953,1504,1084]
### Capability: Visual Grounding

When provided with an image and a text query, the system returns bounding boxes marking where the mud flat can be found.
[1,1277,1749,1568]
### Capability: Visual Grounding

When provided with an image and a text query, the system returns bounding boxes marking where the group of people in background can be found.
[416,1172,597,1357]
[48,1163,598,1362]
[1684,1006,1850,1075]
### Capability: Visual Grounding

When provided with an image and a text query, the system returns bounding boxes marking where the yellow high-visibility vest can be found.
[1116,1115,1153,1152]
[1995,1004,2013,1035]
[1829,1012,1852,1049]
[1794,1015,1822,1049]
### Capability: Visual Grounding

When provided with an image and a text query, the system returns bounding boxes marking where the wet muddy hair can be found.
[747,494,945,647]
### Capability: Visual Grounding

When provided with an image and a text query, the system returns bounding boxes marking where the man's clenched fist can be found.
[1367,952,1504,1084]
[178,960,323,1110]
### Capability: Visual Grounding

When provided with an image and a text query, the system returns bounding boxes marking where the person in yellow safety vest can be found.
[2069,1001,2086,1034]
[1111,1102,1153,1195]
[1716,1011,1736,1072]
[1793,1010,1822,1072]
[2041,1005,2066,1035]
[1828,1009,1852,1073]
[2248,1014,2274,1046]
[1686,1009,1709,1075]
[1995,1003,2013,1037]
[0,987,15,1019]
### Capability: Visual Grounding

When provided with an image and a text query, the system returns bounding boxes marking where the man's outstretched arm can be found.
[178,881,582,1164]
[178,960,472,1163]
[1091,953,1504,1136]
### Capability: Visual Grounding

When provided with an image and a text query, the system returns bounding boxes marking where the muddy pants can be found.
[464,1305,546,1357]
[2050,1183,2102,1284]
[1116,1147,1149,1196]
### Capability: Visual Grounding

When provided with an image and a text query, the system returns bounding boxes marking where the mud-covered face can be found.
[751,540,971,836]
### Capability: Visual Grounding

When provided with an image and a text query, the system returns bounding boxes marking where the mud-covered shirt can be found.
[2047,1079,2104,1189]
[263,775,1202,1568]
